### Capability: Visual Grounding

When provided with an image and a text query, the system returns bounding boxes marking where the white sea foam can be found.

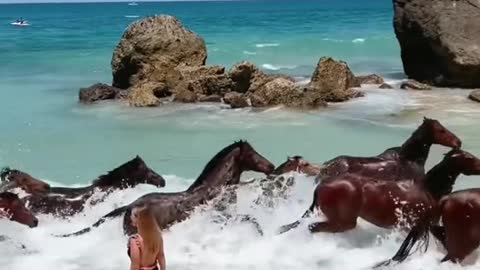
[352,38,366,43]
[255,43,280,48]
[261,64,297,71]
[125,15,140,18]
[243,50,257,55]
[1,173,479,270]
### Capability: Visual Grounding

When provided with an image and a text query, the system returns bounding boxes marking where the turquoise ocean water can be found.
[1,1,480,269]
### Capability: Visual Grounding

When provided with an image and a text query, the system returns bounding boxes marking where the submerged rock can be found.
[111,15,207,89]
[79,83,120,103]
[400,80,432,91]
[223,92,249,109]
[468,90,480,103]
[393,0,480,87]
[308,57,361,102]
[173,90,197,103]
[379,83,394,89]
[356,74,385,85]
[198,94,222,103]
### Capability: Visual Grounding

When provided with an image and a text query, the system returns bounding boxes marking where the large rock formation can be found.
[308,57,361,102]
[393,0,480,88]
[111,15,207,89]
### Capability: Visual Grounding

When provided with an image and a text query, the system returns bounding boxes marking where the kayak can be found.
[11,22,30,26]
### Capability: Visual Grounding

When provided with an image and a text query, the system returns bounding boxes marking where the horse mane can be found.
[423,149,461,199]
[92,156,145,187]
[0,167,11,182]
[0,192,19,201]
[187,140,247,192]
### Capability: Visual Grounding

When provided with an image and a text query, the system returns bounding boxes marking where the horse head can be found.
[237,140,275,176]
[1,168,50,195]
[0,192,38,228]
[272,156,320,177]
[422,117,461,149]
[93,156,166,189]
[444,149,480,176]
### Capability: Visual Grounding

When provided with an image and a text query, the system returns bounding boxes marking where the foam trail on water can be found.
[1,173,478,270]
[255,43,280,48]
[262,64,297,71]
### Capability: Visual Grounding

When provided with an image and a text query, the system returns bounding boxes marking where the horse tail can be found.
[277,191,317,234]
[54,205,129,237]
[374,216,432,268]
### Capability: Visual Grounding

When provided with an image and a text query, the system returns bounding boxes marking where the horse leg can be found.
[310,183,361,233]
[277,194,316,234]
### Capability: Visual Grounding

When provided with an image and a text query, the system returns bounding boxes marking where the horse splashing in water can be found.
[279,149,480,234]
[382,187,480,265]
[21,156,165,216]
[0,167,50,195]
[0,192,38,228]
[317,117,461,182]
[56,140,274,237]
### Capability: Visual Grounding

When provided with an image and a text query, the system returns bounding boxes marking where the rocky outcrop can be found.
[111,15,207,89]
[469,90,480,103]
[175,74,232,96]
[400,80,432,91]
[356,74,384,85]
[393,0,480,88]
[308,57,361,102]
[79,83,121,103]
[223,92,248,108]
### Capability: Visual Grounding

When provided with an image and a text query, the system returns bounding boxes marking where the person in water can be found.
[127,205,166,270]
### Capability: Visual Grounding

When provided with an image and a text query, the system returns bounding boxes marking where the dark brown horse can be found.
[22,156,165,216]
[316,117,461,183]
[279,149,480,234]
[0,192,38,228]
[56,140,274,237]
[383,188,480,265]
[0,167,50,195]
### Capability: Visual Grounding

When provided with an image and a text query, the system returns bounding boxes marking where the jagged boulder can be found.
[379,83,394,89]
[393,0,480,87]
[111,15,207,89]
[308,57,361,102]
[173,90,197,103]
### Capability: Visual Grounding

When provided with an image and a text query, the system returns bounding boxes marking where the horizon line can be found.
[0,0,245,4]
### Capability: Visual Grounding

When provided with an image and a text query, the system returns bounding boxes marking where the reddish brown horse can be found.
[272,156,321,177]
[384,188,480,265]
[0,167,50,195]
[21,156,165,216]
[56,140,275,237]
[0,192,38,228]
[279,149,480,234]
[317,117,461,183]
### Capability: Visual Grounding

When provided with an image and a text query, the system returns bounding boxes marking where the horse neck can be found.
[399,126,431,166]
[421,161,460,200]
[186,150,242,192]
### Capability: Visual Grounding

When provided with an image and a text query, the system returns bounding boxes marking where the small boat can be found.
[128,2,138,6]
[11,21,30,27]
